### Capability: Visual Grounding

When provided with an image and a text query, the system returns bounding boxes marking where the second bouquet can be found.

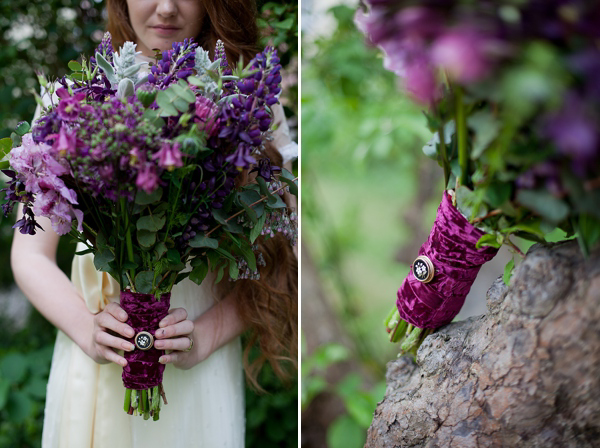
[1,33,297,420]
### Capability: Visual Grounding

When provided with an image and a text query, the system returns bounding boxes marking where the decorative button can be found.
[413,255,435,283]
[134,331,154,351]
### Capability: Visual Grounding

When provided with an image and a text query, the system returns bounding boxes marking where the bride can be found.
[10,0,298,446]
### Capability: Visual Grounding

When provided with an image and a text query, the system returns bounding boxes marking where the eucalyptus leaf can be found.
[137,229,157,248]
[135,271,155,294]
[93,248,115,272]
[135,187,163,205]
[136,214,166,232]
[154,242,168,260]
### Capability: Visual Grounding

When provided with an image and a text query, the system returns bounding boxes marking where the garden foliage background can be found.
[0,1,297,446]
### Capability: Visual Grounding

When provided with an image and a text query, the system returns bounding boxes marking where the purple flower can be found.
[136,163,160,193]
[250,158,280,181]
[404,56,439,104]
[152,142,184,171]
[55,88,92,121]
[48,124,77,157]
[430,29,493,84]
[543,94,598,161]
[194,97,220,136]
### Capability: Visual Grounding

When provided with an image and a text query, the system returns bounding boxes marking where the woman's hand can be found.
[90,302,135,367]
[154,308,196,370]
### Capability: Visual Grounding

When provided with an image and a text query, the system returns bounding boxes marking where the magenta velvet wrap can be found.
[396,192,498,329]
[120,291,170,390]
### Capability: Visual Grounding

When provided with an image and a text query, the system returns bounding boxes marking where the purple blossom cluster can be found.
[6,134,83,235]
[216,47,282,169]
[148,38,197,88]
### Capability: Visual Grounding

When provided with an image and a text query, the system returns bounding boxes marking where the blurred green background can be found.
[301,4,513,447]
[0,1,297,446]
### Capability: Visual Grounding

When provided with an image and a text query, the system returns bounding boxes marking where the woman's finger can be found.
[96,312,135,339]
[154,320,194,339]
[158,308,188,328]
[154,336,192,351]
[95,330,135,352]
[100,346,128,367]
[104,302,128,322]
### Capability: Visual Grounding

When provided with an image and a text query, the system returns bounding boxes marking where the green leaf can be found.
[135,271,155,294]
[500,219,544,237]
[468,110,500,159]
[503,258,515,286]
[156,91,178,116]
[279,174,298,196]
[6,390,33,424]
[215,262,226,283]
[123,260,138,270]
[456,185,487,221]
[476,233,502,249]
[74,248,94,256]
[189,234,219,249]
[213,209,244,233]
[264,194,287,209]
[0,137,12,157]
[136,214,166,232]
[483,182,512,209]
[171,82,196,103]
[135,187,163,205]
[186,76,203,87]
[229,259,239,280]
[516,189,570,224]
[189,260,209,285]
[137,229,157,249]
[256,176,275,201]
[0,379,9,410]
[14,121,30,136]
[24,377,48,399]
[238,190,263,223]
[273,17,294,30]
[238,243,257,271]
[154,242,168,260]
[250,213,267,243]
[0,353,28,383]
[93,248,115,272]
[68,60,82,71]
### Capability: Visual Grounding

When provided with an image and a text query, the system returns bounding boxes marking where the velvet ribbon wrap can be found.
[120,291,171,390]
[396,191,498,329]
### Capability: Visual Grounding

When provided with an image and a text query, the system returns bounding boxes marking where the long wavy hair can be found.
[107,0,259,63]
[106,0,298,389]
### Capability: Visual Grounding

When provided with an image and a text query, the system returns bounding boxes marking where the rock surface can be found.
[366,241,600,447]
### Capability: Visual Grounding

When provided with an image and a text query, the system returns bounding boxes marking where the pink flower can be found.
[49,124,77,157]
[431,30,493,84]
[152,142,184,171]
[136,164,160,193]
[56,88,93,121]
[404,57,439,104]
[194,97,220,136]
[129,147,143,166]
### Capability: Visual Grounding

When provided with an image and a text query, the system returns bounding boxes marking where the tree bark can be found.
[366,241,600,447]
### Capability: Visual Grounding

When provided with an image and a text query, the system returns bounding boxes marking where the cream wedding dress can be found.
[35,53,297,448]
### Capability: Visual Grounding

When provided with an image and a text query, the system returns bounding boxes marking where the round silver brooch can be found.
[134,331,154,351]
[413,255,435,283]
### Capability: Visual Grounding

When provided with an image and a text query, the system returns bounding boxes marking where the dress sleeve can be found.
[270,103,298,165]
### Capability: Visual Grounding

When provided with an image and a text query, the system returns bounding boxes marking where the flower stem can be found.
[121,198,136,290]
[438,124,450,188]
[455,87,469,187]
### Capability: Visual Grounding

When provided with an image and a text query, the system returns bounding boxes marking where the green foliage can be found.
[302,341,385,448]
[245,345,297,448]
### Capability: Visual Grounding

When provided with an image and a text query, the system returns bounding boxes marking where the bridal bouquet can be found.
[357,1,600,353]
[0,33,297,420]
